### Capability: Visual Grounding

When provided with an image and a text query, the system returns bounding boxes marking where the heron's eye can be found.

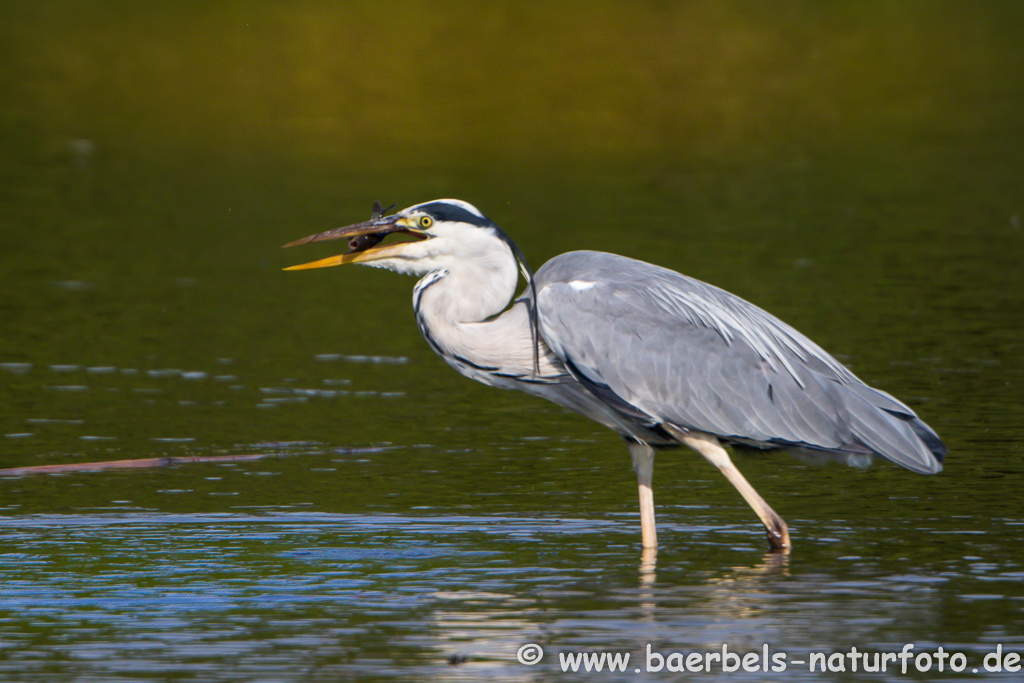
[418,215,434,229]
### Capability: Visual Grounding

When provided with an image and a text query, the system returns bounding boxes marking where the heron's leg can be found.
[673,430,791,552]
[627,440,658,550]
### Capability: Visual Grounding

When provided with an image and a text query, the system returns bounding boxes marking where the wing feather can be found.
[533,251,944,473]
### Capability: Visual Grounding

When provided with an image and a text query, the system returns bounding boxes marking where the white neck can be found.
[414,236,519,325]
[359,220,563,382]
[413,244,544,379]
[415,241,573,382]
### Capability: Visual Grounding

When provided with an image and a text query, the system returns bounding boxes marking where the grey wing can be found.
[533,251,944,474]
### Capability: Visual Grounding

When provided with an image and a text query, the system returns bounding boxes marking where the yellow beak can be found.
[283,242,418,270]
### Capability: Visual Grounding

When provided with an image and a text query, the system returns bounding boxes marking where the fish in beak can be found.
[283,203,428,270]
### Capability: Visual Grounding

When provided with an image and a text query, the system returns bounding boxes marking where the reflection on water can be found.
[0,512,1020,682]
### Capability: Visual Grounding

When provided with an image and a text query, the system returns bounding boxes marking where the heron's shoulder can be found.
[536,251,688,287]
[535,250,857,386]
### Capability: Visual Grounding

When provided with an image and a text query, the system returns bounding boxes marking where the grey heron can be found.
[285,199,945,552]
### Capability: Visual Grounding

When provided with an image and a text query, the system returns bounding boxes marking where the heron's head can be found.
[283,199,521,278]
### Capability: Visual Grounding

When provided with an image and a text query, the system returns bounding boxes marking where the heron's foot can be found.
[765,516,791,554]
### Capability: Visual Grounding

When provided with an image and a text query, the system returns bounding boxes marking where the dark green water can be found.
[1,2,1023,681]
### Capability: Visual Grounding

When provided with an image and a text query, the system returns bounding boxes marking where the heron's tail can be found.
[843,383,945,474]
